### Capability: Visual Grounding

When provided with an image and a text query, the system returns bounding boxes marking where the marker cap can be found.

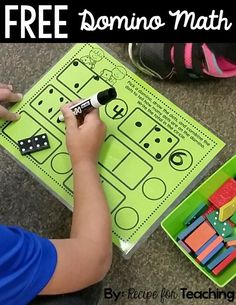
[97,88,117,105]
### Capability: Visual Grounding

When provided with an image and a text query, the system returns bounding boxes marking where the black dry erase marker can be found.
[58,88,117,122]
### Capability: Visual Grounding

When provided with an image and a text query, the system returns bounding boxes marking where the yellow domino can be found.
[219,196,236,222]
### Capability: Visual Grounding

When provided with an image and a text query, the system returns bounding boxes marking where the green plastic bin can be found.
[161,155,236,287]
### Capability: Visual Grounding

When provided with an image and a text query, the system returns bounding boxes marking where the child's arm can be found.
[41,103,112,294]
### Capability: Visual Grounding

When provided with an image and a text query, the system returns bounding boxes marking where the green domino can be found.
[224,236,236,242]
[184,202,208,226]
[207,210,233,238]
[230,212,236,225]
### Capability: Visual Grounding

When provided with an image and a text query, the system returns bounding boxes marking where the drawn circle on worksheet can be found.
[73,60,79,66]
[142,178,166,200]
[51,152,72,174]
[114,207,139,230]
[169,149,193,171]
[105,99,128,120]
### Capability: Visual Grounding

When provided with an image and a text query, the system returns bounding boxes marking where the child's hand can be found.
[61,103,106,167]
[0,84,23,121]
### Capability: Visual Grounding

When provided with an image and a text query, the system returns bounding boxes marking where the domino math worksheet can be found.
[0,43,225,256]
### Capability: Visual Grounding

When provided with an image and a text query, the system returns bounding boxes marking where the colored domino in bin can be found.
[202,205,216,217]
[209,178,236,209]
[201,243,225,266]
[224,236,236,242]
[225,235,236,247]
[184,203,208,226]
[196,236,224,264]
[195,235,218,256]
[212,249,236,275]
[226,240,236,247]
[219,196,236,222]
[206,247,235,271]
[184,221,216,253]
[178,240,192,254]
[230,212,236,225]
[227,220,236,228]
[207,211,233,238]
[177,216,205,241]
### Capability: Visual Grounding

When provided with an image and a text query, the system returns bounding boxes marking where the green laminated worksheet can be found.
[0,43,225,256]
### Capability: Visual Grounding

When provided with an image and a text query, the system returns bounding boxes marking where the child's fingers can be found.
[76,114,84,126]
[83,108,100,124]
[71,99,81,106]
[0,88,23,103]
[61,103,78,130]
[0,105,20,121]
[66,100,84,126]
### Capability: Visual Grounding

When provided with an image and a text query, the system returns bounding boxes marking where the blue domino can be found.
[177,216,205,241]
[201,242,224,265]
[195,235,218,256]
[206,247,235,271]
[178,240,192,254]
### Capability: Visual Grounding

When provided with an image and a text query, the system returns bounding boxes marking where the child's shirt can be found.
[0,225,57,305]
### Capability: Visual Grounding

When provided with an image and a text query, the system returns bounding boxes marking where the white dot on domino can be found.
[22,148,25,152]
[20,141,24,145]
[222,233,225,236]
[42,135,46,139]
[28,139,31,143]
[216,211,219,215]
[36,144,40,148]
[35,137,38,141]
[44,142,48,146]
[30,146,33,150]
[214,222,216,225]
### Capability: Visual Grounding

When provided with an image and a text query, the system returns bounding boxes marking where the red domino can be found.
[226,240,236,247]
[227,220,236,228]
[212,249,236,275]
[202,205,216,218]
[196,236,223,263]
[184,221,216,253]
[209,178,236,209]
